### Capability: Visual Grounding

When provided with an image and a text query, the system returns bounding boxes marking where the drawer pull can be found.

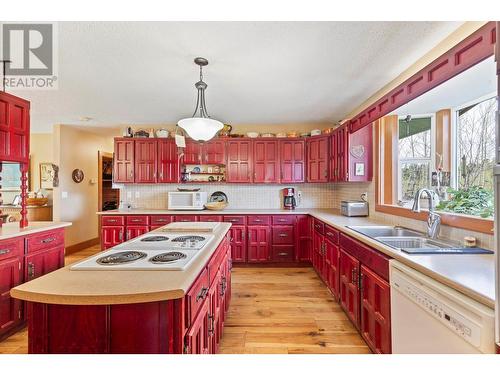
[278,233,288,237]
[196,287,209,301]
[156,219,168,222]
[0,249,11,255]
[28,262,35,278]
[228,219,238,222]
[278,252,289,256]
[42,237,55,244]
[278,219,286,222]
[130,219,141,222]
[107,219,117,223]
[253,219,262,222]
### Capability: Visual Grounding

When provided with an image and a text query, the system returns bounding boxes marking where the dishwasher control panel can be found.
[391,271,481,348]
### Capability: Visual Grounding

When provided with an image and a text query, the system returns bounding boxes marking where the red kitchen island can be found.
[10,223,232,354]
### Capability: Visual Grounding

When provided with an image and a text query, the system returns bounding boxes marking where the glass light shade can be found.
[177,117,224,142]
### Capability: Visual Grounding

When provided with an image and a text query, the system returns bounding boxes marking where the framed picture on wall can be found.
[40,162,55,190]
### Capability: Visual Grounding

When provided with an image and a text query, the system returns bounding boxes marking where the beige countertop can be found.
[0,221,72,241]
[10,223,231,305]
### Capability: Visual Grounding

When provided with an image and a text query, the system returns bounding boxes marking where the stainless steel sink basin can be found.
[374,236,455,250]
[347,225,423,238]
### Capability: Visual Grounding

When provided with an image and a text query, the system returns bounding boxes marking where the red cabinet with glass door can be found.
[280,139,305,183]
[306,135,329,182]
[226,139,253,183]
[253,140,280,183]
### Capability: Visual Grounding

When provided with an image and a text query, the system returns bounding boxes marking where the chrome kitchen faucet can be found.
[411,188,441,239]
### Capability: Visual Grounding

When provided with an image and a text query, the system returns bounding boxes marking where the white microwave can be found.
[167,192,208,210]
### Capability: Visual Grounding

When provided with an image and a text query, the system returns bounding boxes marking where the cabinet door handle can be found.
[28,262,35,278]
[254,219,262,222]
[0,249,11,255]
[351,268,357,286]
[248,232,251,241]
[42,237,55,244]
[118,231,123,241]
[359,272,364,291]
[130,171,133,178]
[278,219,286,222]
[208,313,215,335]
[196,287,209,302]
[278,252,288,256]
[279,233,288,237]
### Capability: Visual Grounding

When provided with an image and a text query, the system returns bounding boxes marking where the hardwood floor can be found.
[1,246,370,354]
[219,267,370,354]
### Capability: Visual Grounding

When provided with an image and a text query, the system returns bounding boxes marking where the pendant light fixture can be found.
[177,57,223,142]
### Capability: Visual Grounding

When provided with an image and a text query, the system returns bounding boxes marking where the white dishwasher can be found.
[390,260,495,353]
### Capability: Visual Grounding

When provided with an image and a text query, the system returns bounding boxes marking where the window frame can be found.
[396,114,435,204]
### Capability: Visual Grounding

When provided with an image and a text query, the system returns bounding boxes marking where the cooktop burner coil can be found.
[149,252,187,264]
[171,235,206,242]
[140,236,170,242]
[96,251,147,265]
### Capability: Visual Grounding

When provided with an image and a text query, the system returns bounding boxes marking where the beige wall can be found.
[52,125,114,247]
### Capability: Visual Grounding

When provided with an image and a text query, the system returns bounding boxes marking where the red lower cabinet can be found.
[24,246,65,282]
[229,226,246,263]
[126,226,149,241]
[325,238,340,299]
[339,248,360,329]
[184,297,210,354]
[247,226,270,262]
[208,268,222,354]
[101,226,124,249]
[0,257,23,337]
[360,265,391,354]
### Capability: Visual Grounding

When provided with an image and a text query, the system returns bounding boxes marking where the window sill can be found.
[375,204,494,235]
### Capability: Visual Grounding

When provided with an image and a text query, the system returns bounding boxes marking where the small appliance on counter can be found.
[282,187,297,210]
[341,200,369,217]
[167,191,207,210]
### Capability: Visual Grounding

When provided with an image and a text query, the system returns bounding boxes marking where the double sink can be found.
[347,226,493,254]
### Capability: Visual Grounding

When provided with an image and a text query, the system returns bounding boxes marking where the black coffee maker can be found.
[282,188,296,210]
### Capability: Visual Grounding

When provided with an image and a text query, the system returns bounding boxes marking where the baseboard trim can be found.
[65,237,100,255]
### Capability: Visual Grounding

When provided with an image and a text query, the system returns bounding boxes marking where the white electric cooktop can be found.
[71,232,215,271]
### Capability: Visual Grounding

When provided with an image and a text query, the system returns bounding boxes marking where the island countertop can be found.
[0,221,72,241]
[10,223,231,305]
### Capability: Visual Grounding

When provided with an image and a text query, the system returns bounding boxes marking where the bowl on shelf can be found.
[204,202,228,211]
[276,132,286,138]
[247,132,259,138]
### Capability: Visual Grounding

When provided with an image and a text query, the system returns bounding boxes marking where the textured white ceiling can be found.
[6,21,462,132]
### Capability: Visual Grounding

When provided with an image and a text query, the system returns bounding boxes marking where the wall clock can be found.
[72,169,84,183]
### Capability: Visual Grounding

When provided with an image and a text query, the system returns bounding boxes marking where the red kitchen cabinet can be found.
[0,257,23,337]
[306,135,329,182]
[25,246,65,282]
[253,140,280,183]
[208,268,222,354]
[126,226,149,241]
[101,226,125,249]
[296,215,312,261]
[0,91,30,163]
[280,139,305,183]
[360,265,391,354]
[198,215,223,222]
[247,226,270,262]
[226,140,253,183]
[183,141,203,164]
[157,139,179,183]
[150,215,173,226]
[134,139,157,183]
[174,215,198,222]
[229,226,246,263]
[325,237,340,299]
[205,140,226,165]
[339,249,360,329]
[330,124,372,182]
[184,297,210,354]
[114,138,135,183]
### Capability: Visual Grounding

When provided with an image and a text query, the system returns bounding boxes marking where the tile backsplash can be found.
[117,181,494,250]
[117,183,336,210]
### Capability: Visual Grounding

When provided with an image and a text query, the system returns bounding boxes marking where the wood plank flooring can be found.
[0,246,369,354]
[219,267,370,354]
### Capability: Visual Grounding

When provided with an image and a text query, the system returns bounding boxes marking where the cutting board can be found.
[161,221,221,233]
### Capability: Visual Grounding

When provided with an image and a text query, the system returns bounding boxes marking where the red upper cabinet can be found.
[330,124,372,182]
[306,135,329,182]
[0,92,30,163]
[183,140,202,164]
[253,140,280,183]
[114,138,135,183]
[280,139,305,183]
[157,139,179,183]
[226,140,253,183]
[205,140,226,164]
[135,139,157,183]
